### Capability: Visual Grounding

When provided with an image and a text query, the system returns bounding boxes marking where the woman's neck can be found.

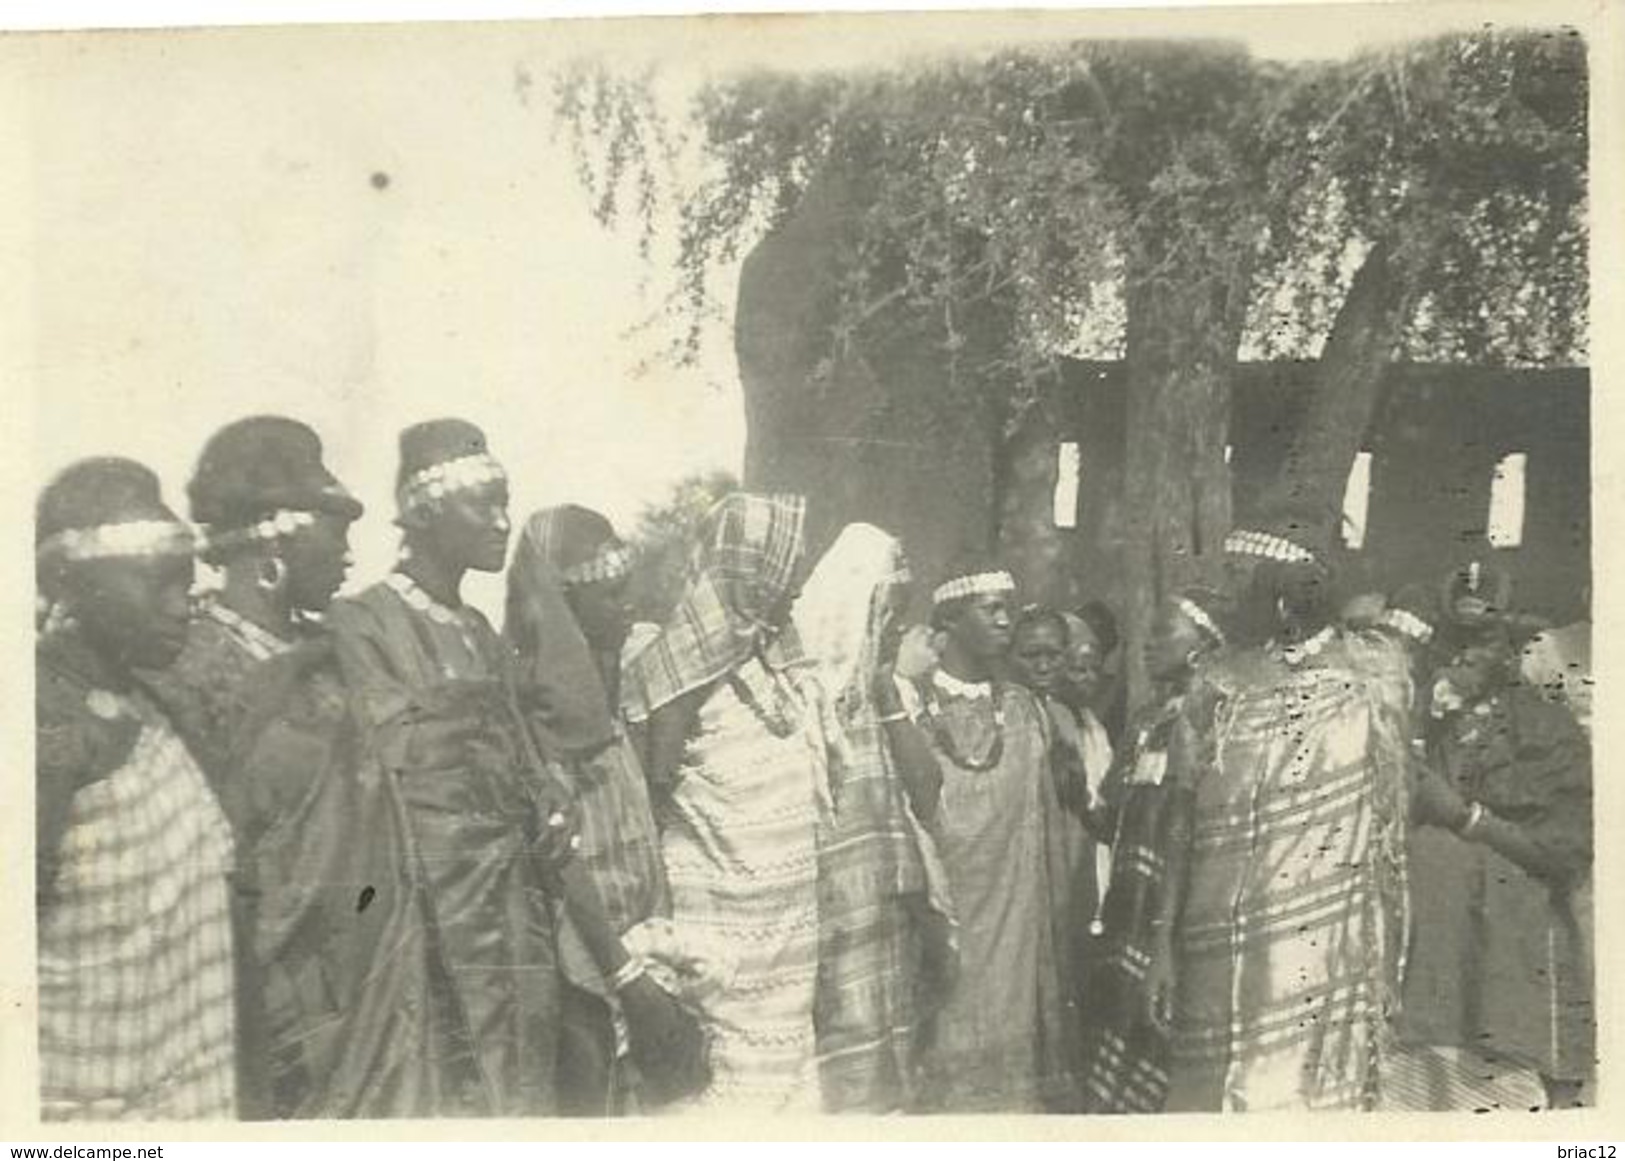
[218,565,295,640]
[46,624,135,691]
[939,642,992,685]
[400,552,464,608]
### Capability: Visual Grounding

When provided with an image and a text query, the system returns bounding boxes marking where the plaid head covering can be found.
[504,506,621,754]
[627,492,808,720]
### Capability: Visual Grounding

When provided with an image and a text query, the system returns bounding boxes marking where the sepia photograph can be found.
[5,0,1616,1138]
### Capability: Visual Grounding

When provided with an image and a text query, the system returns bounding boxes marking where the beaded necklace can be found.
[922,670,1007,772]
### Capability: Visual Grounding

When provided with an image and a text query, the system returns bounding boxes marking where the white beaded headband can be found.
[560,542,633,587]
[932,570,1015,606]
[1223,529,1317,566]
[399,453,507,513]
[1176,597,1225,646]
[203,509,317,553]
[37,519,196,564]
[1382,608,1434,644]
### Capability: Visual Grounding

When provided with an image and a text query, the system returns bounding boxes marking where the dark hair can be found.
[1013,604,1070,643]
[1075,599,1120,657]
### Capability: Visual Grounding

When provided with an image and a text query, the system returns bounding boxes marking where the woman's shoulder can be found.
[37,640,144,788]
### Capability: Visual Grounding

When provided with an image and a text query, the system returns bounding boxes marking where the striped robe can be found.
[657,656,826,1112]
[1165,634,1411,1113]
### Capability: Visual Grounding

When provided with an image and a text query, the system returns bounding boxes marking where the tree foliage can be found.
[623,468,741,622]
[552,28,1588,385]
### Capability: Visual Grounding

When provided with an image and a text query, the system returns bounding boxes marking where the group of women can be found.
[35,413,1593,1123]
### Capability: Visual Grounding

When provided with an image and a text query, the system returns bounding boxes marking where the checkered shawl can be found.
[37,690,236,1121]
[628,493,807,720]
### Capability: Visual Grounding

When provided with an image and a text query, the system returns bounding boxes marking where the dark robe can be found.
[327,579,565,1117]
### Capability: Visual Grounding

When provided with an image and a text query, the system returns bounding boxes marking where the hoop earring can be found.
[258,556,288,594]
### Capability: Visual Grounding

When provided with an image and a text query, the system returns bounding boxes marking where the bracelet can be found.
[1458,802,1487,840]
[876,710,909,724]
[609,957,647,993]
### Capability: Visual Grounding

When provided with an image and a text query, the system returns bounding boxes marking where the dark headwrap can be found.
[505,506,624,754]
[188,416,362,561]
[395,418,507,517]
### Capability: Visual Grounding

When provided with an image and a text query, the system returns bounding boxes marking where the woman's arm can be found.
[873,676,944,824]
[642,684,710,798]
[1145,694,1211,1032]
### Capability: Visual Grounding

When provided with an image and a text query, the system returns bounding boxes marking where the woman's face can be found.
[1065,621,1103,705]
[571,567,635,653]
[947,594,1014,667]
[1146,604,1205,683]
[66,554,197,670]
[282,512,355,613]
[1012,619,1068,694]
[411,480,512,574]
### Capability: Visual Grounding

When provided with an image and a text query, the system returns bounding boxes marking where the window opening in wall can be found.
[1487,452,1528,549]
[1054,442,1080,530]
[1340,450,1373,550]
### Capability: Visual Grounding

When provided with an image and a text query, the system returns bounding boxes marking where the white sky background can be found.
[14,1,1577,614]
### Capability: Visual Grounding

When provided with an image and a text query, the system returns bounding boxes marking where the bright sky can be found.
[15,0,1582,613]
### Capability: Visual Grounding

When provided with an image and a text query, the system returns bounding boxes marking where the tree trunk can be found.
[1259,239,1421,523]
[1119,246,1248,709]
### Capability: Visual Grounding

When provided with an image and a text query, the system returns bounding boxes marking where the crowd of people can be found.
[34,414,1594,1122]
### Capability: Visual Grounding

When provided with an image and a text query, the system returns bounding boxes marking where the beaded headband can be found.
[1382,607,1434,644]
[1223,529,1317,566]
[932,570,1015,607]
[203,509,317,554]
[37,519,196,564]
[560,542,634,588]
[399,453,507,513]
[1176,597,1225,646]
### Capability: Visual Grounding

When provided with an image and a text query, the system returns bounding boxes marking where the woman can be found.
[1397,629,1593,1110]
[794,523,954,1113]
[1147,510,1414,1112]
[909,560,1077,1112]
[35,458,236,1121]
[1008,606,1108,1053]
[140,417,363,1117]
[1079,588,1226,1114]
[1072,600,1127,745]
[148,417,362,788]
[506,505,700,1113]
[627,492,828,1111]
[327,419,578,1117]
